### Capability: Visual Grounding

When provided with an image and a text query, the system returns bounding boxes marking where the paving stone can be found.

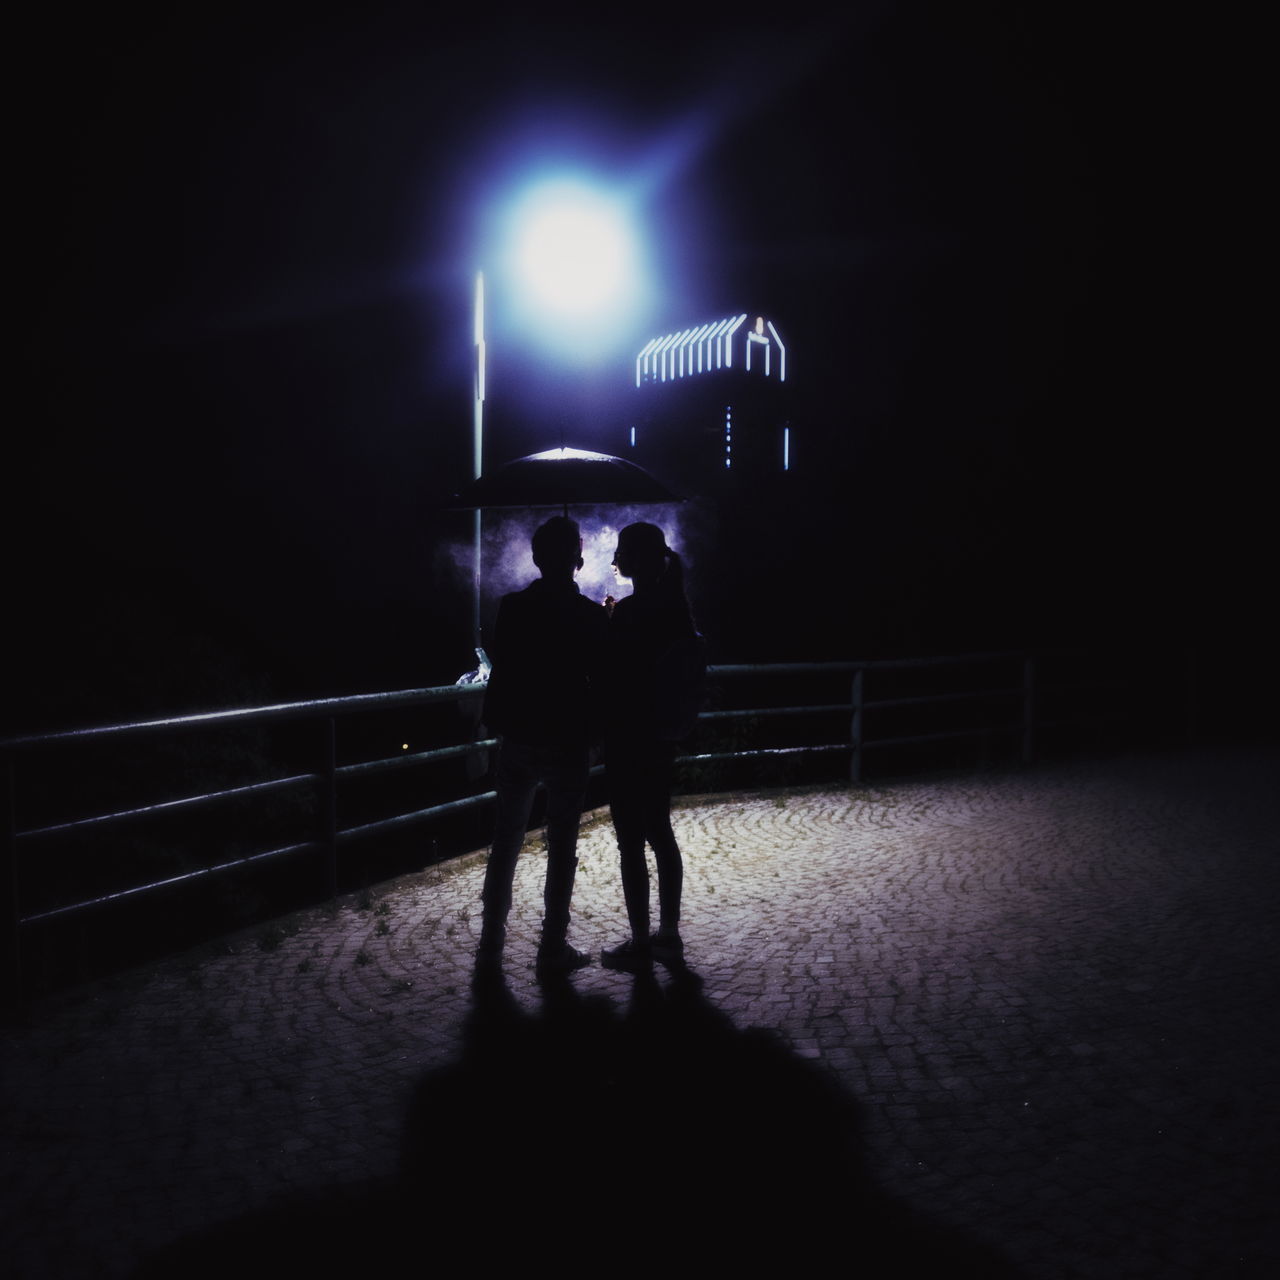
[2,745,1277,1277]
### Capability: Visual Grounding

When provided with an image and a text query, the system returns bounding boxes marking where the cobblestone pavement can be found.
[2,745,1278,1278]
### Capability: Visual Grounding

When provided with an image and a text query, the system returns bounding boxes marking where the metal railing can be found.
[1,649,1186,995]
[691,653,1040,781]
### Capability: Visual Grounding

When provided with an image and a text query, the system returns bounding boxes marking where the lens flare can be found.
[512,183,633,315]
[495,174,651,363]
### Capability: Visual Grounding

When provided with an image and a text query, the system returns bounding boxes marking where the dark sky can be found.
[10,3,1264,733]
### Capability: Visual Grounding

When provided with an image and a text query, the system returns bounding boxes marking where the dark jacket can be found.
[481,578,608,746]
[604,591,704,742]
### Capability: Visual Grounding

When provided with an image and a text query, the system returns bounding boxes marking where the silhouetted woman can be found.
[601,522,704,970]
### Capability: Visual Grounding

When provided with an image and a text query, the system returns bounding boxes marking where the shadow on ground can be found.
[132,961,1021,1275]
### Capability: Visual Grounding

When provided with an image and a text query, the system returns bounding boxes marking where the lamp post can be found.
[472,269,486,649]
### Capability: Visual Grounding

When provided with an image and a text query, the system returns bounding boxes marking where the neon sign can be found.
[635,314,786,386]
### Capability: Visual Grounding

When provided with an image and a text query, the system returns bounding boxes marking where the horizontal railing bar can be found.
[336,740,499,779]
[338,766,613,847]
[699,704,851,721]
[682,744,850,763]
[707,652,1023,679]
[18,772,317,840]
[689,727,1033,764]
[339,790,499,841]
[865,725,1021,749]
[708,662,862,677]
[23,783,509,920]
[852,650,1026,671]
[693,685,1027,720]
[686,721,1042,762]
[20,841,319,925]
[865,686,1019,710]
[1,684,488,753]
[17,742,505,842]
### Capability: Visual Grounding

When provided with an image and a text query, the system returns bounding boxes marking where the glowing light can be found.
[655,330,680,382]
[746,316,771,376]
[724,314,747,367]
[679,328,697,376]
[511,182,632,311]
[494,176,648,362]
[669,328,693,380]
[767,320,787,382]
[473,272,486,407]
[783,426,790,471]
[694,324,714,372]
[635,313,788,384]
[707,316,735,369]
[635,336,660,387]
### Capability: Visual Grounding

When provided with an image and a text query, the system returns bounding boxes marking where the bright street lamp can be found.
[507,180,642,332]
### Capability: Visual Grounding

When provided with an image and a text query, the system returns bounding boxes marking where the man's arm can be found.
[480,594,515,733]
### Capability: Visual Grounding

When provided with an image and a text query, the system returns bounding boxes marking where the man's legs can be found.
[479,741,539,952]
[539,745,591,948]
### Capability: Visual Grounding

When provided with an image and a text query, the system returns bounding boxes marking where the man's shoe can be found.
[535,942,592,975]
[601,937,652,972]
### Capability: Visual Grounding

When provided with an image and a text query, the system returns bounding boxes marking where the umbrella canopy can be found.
[451,447,681,511]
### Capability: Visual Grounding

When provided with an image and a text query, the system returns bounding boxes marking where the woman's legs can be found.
[640,744,682,932]
[607,739,682,940]
[608,748,651,940]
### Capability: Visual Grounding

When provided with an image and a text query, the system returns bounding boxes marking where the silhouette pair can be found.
[475,515,703,975]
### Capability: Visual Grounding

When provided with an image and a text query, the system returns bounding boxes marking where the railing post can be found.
[2,755,19,1008]
[850,667,864,783]
[1021,654,1037,765]
[320,717,338,898]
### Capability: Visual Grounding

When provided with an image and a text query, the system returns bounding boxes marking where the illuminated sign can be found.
[744,316,786,381]
[635,314,786,386]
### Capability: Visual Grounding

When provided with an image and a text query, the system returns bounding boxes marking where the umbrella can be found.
[451,447,681,512]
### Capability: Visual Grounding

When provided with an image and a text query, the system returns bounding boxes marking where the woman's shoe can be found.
[601,937,652,971]
[649,928,684,963]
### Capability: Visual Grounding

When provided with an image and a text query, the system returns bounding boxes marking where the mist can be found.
[439,502,701,635]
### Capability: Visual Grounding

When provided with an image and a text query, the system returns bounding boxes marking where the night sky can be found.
[10,4,1265,736]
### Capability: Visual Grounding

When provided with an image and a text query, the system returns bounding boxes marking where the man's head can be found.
[531,515,584,576]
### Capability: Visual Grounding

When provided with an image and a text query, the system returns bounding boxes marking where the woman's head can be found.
[613,521,696,628]
[612,522,670,583]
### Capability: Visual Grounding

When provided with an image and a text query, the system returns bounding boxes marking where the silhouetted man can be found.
[476,516,607,974]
